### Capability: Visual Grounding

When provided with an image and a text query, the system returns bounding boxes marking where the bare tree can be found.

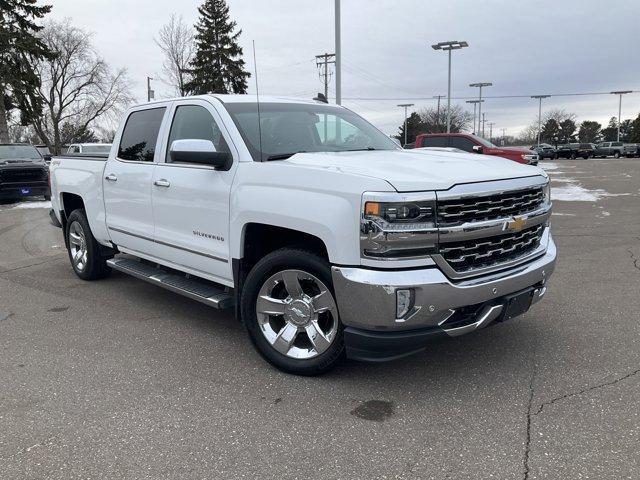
[155,14,194,97]
[418,105,473,134]
[20,19,133,154]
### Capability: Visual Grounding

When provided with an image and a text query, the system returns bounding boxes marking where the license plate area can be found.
[501,288,534,321]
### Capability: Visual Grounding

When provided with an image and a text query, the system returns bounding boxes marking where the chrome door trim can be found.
[107,225,228,263]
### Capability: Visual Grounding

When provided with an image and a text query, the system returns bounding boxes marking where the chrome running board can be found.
[106,257,234,309]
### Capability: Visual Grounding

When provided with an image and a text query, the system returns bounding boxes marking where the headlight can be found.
[360,192,437,260]
[543,181,551,206]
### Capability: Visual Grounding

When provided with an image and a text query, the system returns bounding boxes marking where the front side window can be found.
[450,136,477,152]
[118,108,166,162]
[224,102,399,161]
[166,105,230,163]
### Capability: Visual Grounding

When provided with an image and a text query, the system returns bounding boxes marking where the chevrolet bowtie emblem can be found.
[505,216,527,232]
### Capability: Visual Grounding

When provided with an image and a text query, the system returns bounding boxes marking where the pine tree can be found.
[184,0,250,95]
[0,0,52,142]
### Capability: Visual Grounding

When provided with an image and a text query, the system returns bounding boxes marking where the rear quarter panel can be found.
[50,156,110,244]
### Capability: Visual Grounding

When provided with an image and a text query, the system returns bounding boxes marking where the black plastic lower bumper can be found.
[0,184,49,199]
[344,326,447,362]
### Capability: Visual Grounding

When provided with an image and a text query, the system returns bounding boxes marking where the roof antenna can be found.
[252,40,264,162]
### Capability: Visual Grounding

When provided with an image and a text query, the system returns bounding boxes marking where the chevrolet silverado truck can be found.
[415,133,539,165]
[50,95,556,375]
[0,143,50,202]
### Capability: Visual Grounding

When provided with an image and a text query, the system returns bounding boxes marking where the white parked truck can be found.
[50,95,556,375]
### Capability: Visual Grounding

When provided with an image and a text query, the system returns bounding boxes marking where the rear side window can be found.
[166,105,230,163]
[422,136,448,147]
[612,142,623,147]
[118,108,166,162]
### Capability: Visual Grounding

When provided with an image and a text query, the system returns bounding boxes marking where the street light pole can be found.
[531,95,550,145]
[397,103,414,146]
[335,0,341,105]
[465,100,483,134]
[470,82,492,136]
[432,41,469,133]
[146,76,154,102]
[611,91,632,141]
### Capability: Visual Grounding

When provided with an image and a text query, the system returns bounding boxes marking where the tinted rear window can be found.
[118,108,166,162]
[421,136,448,147]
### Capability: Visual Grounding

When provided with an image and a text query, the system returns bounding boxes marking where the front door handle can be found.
[153,179,171,188]
[105,173,118,182]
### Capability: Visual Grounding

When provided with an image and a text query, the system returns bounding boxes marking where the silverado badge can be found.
[505,216,527,232]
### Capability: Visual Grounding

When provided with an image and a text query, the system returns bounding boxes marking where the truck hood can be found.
[283,150,544,192]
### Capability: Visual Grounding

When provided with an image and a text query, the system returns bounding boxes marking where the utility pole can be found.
[531,95,550,145]
[487,122,495,142]
[146,76,154,102]
[431,41,469,133]
[397,103,414,146]
[434,95,445,132]
[470,82,492,135]
[501,128,507,145]
[334,0,341,105]
[465,99,483,134]
[315,53,335,101]
[611,90,632,141]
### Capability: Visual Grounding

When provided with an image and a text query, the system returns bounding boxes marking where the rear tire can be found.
[240,248,345,375]
[65,209,111,280]
[614,151,621,158]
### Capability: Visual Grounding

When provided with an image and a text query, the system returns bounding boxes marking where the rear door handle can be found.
[153,179,171,188]
[105,173,118,182]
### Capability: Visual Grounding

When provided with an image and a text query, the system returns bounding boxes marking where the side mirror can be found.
[169,139,231,169]
[472,145,483,154]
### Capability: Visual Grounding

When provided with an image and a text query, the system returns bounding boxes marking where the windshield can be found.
[224,102,399,161]
[472,135,497,148]
[0,145,42,160]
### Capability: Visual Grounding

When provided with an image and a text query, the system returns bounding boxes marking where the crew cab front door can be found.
[150,100,237,285]
[104,106,169,255]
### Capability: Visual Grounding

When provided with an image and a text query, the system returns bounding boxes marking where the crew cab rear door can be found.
[150,98,237,285]
[103,104,170,254]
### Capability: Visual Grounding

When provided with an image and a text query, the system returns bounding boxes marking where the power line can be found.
[342,90,640,101]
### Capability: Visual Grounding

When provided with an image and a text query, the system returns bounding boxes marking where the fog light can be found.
[396,289,413,319]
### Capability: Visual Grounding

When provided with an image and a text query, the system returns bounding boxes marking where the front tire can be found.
[65,209,111,280]
[241,248,345,375]
[614,151,621,158]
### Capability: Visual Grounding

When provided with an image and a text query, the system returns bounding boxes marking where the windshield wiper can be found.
[265,151,306,161]
[346,147,376,152]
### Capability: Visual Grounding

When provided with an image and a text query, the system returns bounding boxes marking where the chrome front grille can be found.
[439,224,545,273]
[437,187,544,227]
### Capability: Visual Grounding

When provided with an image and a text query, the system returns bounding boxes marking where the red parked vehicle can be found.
[414,133,539,165]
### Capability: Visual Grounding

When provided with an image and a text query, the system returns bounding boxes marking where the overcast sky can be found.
[48,0,639,137]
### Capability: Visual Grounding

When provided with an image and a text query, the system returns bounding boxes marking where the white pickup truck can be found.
[50,95,556,375]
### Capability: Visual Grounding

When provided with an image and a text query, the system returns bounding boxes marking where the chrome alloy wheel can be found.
[256,269,339,360]
[68,221,88,272]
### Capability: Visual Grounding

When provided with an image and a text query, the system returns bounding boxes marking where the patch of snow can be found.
[552,212,576,217]
[539,162,558,170]
[551,184,607,202]
[602,211,611,216]
[11,200,51,210]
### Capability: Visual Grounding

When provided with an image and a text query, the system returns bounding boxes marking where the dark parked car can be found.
[531,143,556,160]
[576,143,594,159]
[554,143,580,159]
[0,144,50,202]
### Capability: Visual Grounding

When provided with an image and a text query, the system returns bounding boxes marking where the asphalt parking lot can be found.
[1,158,639,479]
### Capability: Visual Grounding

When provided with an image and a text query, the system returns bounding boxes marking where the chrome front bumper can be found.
[332,233,556,333]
